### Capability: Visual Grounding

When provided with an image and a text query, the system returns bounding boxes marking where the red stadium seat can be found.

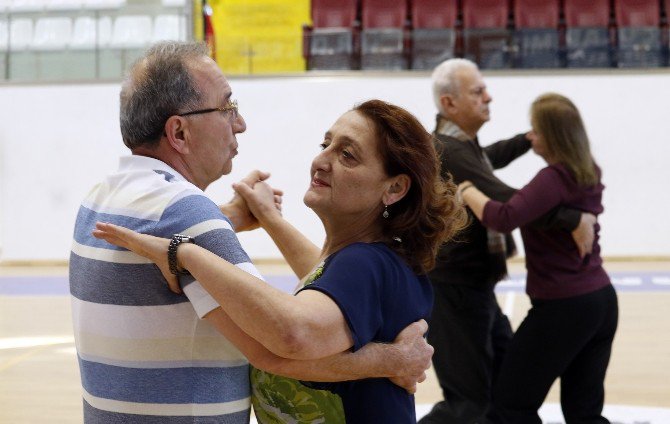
[462,0,508,29]
[412,0,457,30]
[361,0,406,28]
[305,0,358,70]
[616,0,660,26]
[513,0,561,68]
[515,0,559,29]
[564,0,612,67]
[360,0,409,69]
[564,0,610,27]
[410,0,458,69]
[462,0,512,69]
[614,0,661,67]
[312,0,357,29]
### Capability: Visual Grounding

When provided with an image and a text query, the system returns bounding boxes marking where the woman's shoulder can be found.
[536,163,575,186]
[332,242,391,259]
[329,242,407,270]
[538,164,604,205]
[544,163,602,189]
[325,243,425,295]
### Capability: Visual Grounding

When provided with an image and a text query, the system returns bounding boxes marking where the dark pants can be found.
[420,283,513,424]
[489,284,618,424]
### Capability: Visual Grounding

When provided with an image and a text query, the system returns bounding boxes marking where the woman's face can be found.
[304,110,391,222]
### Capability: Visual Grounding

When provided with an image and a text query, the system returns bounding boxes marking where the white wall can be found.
[1,70,668,261]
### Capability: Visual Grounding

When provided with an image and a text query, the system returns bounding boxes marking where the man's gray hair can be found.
[119,41,210,149]
[431,58,479,115]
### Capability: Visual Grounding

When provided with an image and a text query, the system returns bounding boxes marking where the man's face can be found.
[447,68,492,134]
[184,57,246,189]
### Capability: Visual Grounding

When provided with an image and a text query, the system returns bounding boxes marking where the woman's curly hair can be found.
[354,100,468,274]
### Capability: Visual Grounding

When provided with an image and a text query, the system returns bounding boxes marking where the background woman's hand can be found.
[92,222,181,294]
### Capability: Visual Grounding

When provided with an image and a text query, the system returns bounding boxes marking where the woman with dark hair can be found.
[93,99,467,423]
[459,93,618,424]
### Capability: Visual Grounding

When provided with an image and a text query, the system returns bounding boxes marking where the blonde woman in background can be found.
[459,93,618,424]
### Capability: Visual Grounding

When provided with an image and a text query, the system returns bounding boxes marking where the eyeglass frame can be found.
[177,99,239,119]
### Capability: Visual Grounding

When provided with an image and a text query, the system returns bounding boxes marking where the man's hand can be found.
[572,212,596,258]
[387,319,433,394]
[220,170,283,232]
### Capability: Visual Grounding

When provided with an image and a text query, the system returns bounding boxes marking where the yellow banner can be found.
[208,0,310,74]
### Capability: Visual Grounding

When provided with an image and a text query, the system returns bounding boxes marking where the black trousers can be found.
[420,283,514,424]
[489,284,619,424]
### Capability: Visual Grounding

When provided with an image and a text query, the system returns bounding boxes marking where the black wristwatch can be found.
[168,234,194,276]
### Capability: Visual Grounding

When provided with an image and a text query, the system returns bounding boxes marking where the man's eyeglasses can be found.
[178,99,239,120]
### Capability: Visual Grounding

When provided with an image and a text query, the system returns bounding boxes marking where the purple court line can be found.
[0,274,301,296]
[1,271,669,296]
[496,271,670,293]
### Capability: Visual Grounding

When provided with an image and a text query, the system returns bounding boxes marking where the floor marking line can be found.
[0,339,75,371]
[0,336,75,350]
[503,292,515,317]
[0,345,51,372]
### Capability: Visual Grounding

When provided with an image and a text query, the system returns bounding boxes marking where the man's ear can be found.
[164,115,190,154]
[441,93,457,115]
[383,174,411,206]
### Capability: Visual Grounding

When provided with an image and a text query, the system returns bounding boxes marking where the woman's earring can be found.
[382,204,389,219]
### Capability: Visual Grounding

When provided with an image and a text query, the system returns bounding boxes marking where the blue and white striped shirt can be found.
[70,155,259,423]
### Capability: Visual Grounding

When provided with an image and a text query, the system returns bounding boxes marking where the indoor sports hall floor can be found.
[1,260,669,423]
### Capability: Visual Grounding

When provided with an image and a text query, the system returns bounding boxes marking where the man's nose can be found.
[233,113,246,133]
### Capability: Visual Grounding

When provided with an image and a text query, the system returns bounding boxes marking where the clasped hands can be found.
[220,169,284,232]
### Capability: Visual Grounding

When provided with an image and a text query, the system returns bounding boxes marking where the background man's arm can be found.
[482,133,531,169]
[439,141,516,201]
[446,139,594,254]
[483,135,594,254]
[531,207,596,256]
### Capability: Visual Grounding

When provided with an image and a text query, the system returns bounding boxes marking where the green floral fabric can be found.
[251,367,345,423]
[251,262,345,423]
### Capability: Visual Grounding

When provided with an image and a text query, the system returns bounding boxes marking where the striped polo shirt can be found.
[69,155,259,423]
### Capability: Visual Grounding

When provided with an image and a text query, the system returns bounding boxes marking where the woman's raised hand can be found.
[222,170,283,232]
[232,174,283,227]
[92,222,181,294]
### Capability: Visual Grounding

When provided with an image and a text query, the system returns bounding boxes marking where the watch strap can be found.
[168,234,193,276]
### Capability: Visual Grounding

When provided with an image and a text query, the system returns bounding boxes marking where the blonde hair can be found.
[531,93,598,187]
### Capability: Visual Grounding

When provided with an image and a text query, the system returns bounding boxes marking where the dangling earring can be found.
[382,204,389,219]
